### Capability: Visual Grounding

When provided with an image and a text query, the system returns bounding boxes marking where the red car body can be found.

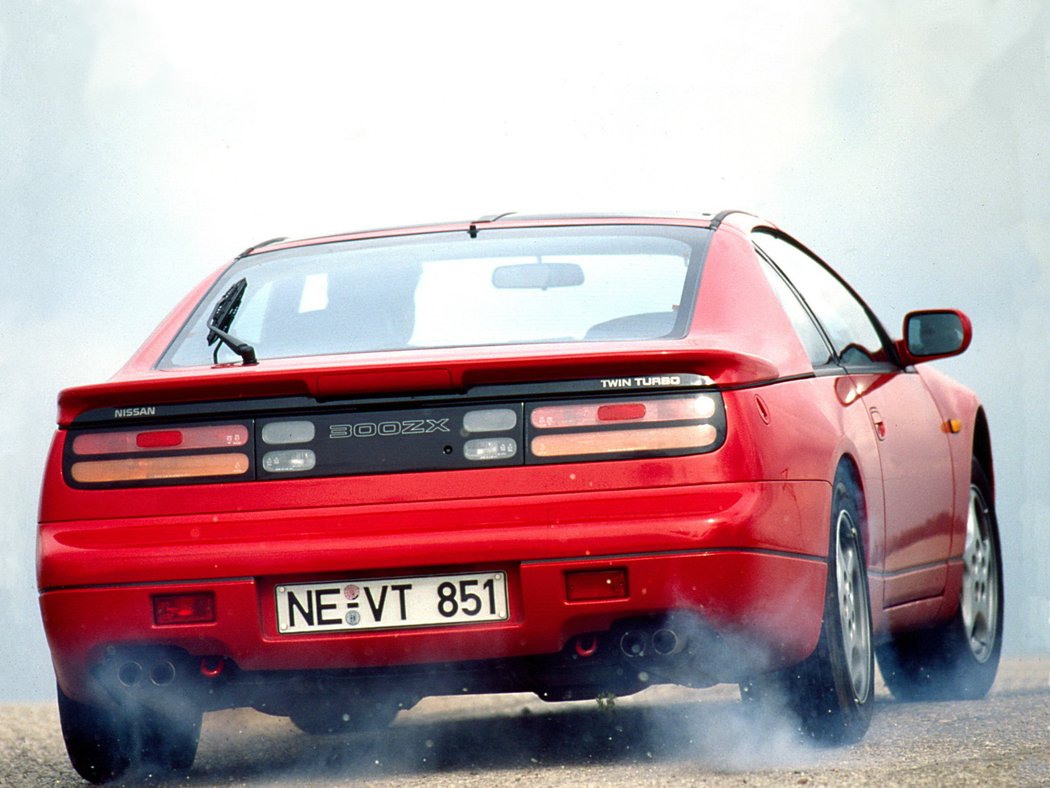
[38,211,1002,782]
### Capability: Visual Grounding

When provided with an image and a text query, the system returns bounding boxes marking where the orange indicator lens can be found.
[71,453,250,483]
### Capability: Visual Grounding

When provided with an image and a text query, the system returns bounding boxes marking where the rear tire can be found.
[57,686,201,783]
[741,469,874,744]
[57,686,130,784]
[876,458,1003,701]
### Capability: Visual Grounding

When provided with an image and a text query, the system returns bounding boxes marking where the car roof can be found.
[241,210,763,258]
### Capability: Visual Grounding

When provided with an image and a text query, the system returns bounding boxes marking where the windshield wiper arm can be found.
[207,323,257,365]
[207,278,258,365]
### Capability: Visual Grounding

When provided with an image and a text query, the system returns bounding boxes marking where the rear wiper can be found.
[207,278,257,365]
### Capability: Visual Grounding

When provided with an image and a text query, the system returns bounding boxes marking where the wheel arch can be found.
[972,407,994,498]
[834,454,871,560]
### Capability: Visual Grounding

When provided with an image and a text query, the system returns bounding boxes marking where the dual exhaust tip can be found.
[116,659,177,688]
[619,627,685,658]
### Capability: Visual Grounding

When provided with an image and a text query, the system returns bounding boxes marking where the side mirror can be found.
[897,309,972,365]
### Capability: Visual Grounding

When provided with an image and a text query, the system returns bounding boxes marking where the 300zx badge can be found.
[329,418,451,439]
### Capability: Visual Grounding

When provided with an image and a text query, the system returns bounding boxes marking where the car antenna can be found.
[468,212,515,238]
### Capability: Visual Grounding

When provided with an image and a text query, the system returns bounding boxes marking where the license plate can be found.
[275,571,509,634]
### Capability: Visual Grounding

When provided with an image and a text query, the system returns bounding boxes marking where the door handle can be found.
[869,408,886,441]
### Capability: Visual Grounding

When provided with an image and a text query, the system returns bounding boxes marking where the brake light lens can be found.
[73,424,249,455]
[531,395,716,429]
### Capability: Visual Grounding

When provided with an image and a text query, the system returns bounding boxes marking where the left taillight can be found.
[527,393,725,462]
[66,423,252,486]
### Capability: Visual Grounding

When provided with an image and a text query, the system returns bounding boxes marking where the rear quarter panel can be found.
[915,364,985,561]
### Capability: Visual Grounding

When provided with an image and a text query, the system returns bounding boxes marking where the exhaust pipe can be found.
[619,631,649,657]
[105,651,192,695]
[117,661,143,687]
[618,627,687,658]
[150,660,177,686]
[651,628,685,656]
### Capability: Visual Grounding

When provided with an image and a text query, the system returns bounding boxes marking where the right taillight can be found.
[527,393,725,462]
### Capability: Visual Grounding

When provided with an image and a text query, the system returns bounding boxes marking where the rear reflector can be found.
[71,454,250,483]
[566,569,628,601]
[153,593,216,625]
[532,424,717,458]
[73,424,249,455]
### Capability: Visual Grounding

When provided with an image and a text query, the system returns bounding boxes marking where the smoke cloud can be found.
[1,0,1047,707]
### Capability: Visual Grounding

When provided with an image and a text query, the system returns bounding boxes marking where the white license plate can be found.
[276,571,509,634]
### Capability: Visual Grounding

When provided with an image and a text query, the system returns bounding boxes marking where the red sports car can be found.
[38,211,1003,782]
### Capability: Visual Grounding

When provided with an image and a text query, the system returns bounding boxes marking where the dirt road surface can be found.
[3,657,1048,786]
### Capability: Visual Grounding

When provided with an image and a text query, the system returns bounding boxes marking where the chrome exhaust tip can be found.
[116,661,143,687]
[619,631,649,657]
[149,660,177,687]
[652,628,684,656]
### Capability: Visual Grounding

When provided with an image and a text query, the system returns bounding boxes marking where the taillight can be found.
[527,393,724,462]
[67,423,252,486]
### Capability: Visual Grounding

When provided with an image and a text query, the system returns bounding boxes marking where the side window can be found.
[757,253,835,367]
[754,232,889,369]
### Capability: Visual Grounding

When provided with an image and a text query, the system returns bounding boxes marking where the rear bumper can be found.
[39,480,830,704]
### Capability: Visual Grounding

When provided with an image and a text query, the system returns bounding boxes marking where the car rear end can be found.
[38,217,831,773]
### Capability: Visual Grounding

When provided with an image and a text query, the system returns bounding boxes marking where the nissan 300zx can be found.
[37,211,1003,782]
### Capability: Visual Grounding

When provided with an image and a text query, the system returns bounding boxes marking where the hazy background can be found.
[2,0,1047,701]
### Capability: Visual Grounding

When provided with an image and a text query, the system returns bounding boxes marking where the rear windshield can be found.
[160,225,711,368]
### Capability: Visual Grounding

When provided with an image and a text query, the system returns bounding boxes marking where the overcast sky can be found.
[2,0,1048,701]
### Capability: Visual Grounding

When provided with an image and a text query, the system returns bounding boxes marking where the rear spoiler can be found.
[57,344,779,426]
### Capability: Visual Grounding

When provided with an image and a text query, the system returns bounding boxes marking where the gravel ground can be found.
[2,657,1048,787]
